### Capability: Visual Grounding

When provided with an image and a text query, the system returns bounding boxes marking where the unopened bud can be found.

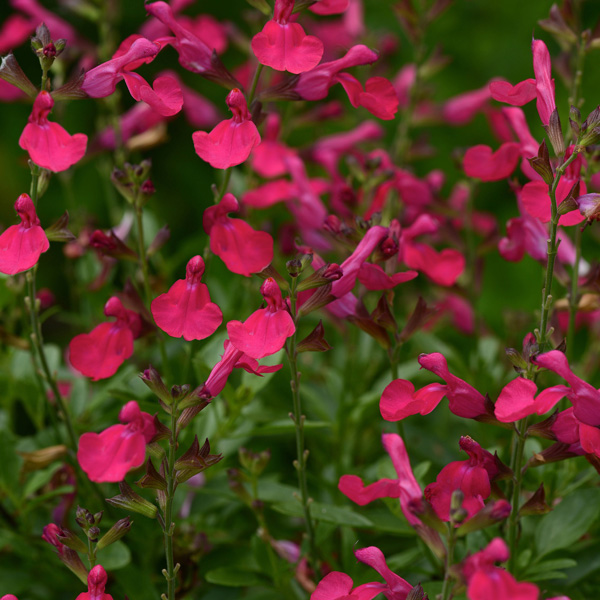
[96,517,133,550]
[544,108,565,156]
[106,481,158,518]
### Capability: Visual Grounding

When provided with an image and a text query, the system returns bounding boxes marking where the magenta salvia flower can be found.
[311,547,414,600]
[489,78,537,107]
[532,38,556,126]
[82,36,160,98]
[227,278,295,360]
[494,376,566,422]
[442,83,491,125]
[77,400,155,483]
[463,142,521,181]
[295,44,378,101]
[19,91,87,172]
[462,538,539,600]
[335,74,399,120]
[533,350,600,426]
[75,565,114,600]
[69,296,141,381]
[203,193,274,276]
[424,436,498,522]
[151,255,223,341]
[0,193,49,275]
[251,0,324,74]
[193,89,261,169]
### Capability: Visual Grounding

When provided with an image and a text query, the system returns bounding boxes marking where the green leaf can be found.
[535,488,600,558]
[272,501,373,527]
[97,540,131,570]
[205,567,264,587]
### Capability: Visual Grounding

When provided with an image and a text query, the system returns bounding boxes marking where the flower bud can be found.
[106,481,158,518]
[456,499,511,535]
[297,320,332,353]
[96,517,133,551]
[578,106,600,147]
[56,528,88,554]
[140,366,171,405]
[544,108,565,156]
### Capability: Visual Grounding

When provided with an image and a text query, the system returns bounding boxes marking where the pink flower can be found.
[494,377,566,422]
[19,91,87,172]
[121,72,183,116]
[250,113,296,178]
[151,255,222,341]
[251,0,324,74]
[532,38,556,126]
[311,572,379,600]
[295,44,378,101]
[339,433,423,527]
[357,263,417,290]
[463,538,539,600]
[335,74,399,120]
[69,297,141,381]
[0,193,49,275]
[489,78,537,106]
[442,83,491,125]
[399,216,465,286]
[424,436,497,522]
[75,565,114,600]
[533,350,600,426]
[463,143,521,181]
[77,401,155,483]
[227,278,295,359]
[417,352,492,419]
[193,89,261,169]
[202,339,282,398]
[203,193,273,276]
[521,179,586,226]
[82,36,160,98]
[309,0,349,15]
[380,378,447,422]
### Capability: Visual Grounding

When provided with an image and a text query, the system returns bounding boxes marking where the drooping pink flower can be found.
[551,407,600,459]
[463,538,539,600]
[19,91,87,172]
[203,193,273,276]
[533,350,600,426]
[69,297,141,381]
[77,401,155,483]
[380,378,448,422]
[75,565,114,600]
[424,436,497,521]
[0,13,33,54]
[418,352,492,419]
[11,0,80,44]
[227,278,295,359]
[82,36,160,97]
[0,193,49,275]
[151,255,222,341]
[463,143,521,181]
[251,0,324,74]
[335,74,399,120]
[489,78,537,106]
[494,377,566,422]
[201,339,282,398]
[41,523,88,582]
[532,38,556,126]
[193,88,261,169]
[295,44,379,101]
[311,571,380,600]
[339,434,423,527]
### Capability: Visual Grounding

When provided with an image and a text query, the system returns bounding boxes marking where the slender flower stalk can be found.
[567,224,582,361]
[162,406,179,600]
[285,276,318,573]
[507,417,529,573]
[537,150,580,350]
[440,522,457,600]
[26,165,78,453]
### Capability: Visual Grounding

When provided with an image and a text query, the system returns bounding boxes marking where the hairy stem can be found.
[163,408,178,600]
[441,523,457,600]
[507,417,528,573]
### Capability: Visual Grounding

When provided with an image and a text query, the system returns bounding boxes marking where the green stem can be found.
[163,408,178,600]
[286,277,318,573]
[507,418,528,574]
[214,168,232,204]
[566,225,582,361]
[537,150,580,350]
[87,537,96,569]
[248,63,264,106]
[441,523,457,600]
[135,206,170,378]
